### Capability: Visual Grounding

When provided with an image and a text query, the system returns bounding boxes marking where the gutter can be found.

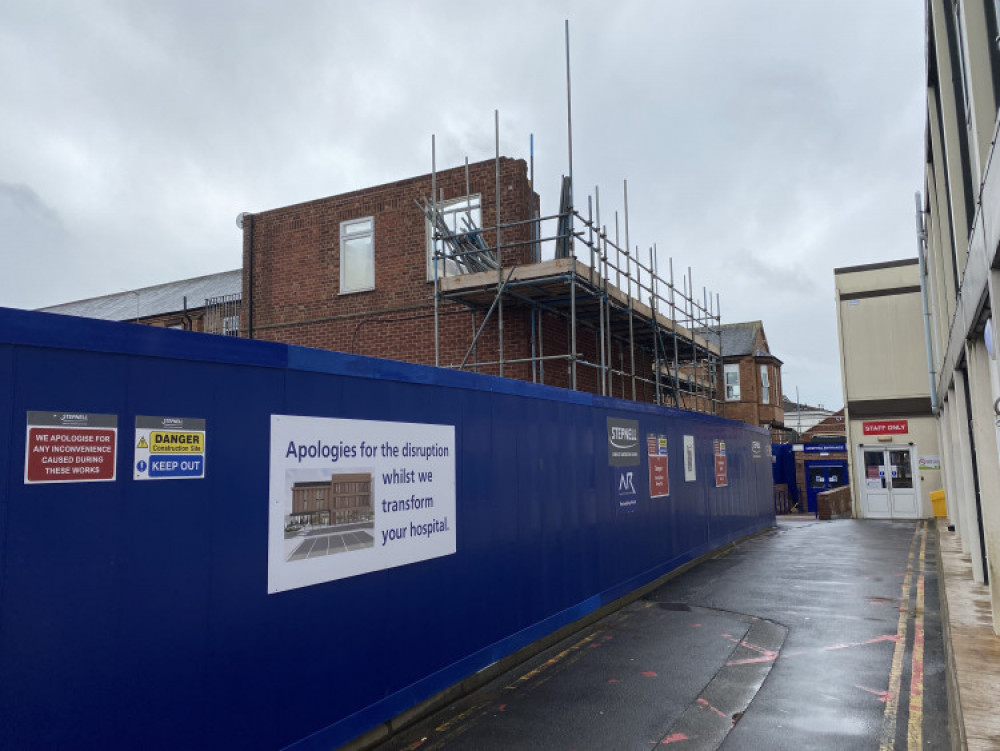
[915,192,938,414]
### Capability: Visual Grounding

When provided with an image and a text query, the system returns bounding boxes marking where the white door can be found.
[886,448,918,517]
[861,448,891,518]
[860,447,919,519]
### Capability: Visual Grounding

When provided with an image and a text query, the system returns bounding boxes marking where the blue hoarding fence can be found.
[0,308,774,750]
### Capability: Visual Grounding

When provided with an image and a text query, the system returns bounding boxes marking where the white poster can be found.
[268,415,456,594]
[684,435,696,482]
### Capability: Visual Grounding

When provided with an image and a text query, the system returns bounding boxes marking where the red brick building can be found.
[40,157,732,413]
[710,321,784,434]
[240,157,723,408]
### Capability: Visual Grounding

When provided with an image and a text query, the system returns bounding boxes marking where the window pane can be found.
[341,217,374,293]
[343,218,373,236]
[428,195,483,278]
[724,365,740,401]
[889,450,913,489]
[343,235,373,291]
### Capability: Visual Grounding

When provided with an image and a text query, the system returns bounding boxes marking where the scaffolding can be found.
[424,157,724,414]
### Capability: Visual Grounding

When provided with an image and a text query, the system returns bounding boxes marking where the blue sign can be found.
[803,444,846,453]
[149,455,204,478]
[614,467,638,514]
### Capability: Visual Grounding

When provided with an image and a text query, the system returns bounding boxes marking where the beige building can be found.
[920,0,1000,633]
[834,259,942,520]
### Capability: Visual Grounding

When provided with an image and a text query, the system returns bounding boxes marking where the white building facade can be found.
[834,260,942,521]
[922,0,1000,633]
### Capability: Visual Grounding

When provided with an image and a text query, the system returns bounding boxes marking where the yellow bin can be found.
[930,489,947,518]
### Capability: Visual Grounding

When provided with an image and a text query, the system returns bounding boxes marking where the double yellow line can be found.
[879,520,927,750]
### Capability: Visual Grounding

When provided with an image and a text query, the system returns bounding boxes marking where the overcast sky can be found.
[0,1,925,410]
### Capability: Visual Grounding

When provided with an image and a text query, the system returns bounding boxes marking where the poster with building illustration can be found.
[268,414,456,594]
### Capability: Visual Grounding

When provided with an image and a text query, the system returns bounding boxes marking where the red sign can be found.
[714,439,728,488]
[863,420,909,436]
[25,426,117,483]
[649,455,669,498]
[647,433,669,498]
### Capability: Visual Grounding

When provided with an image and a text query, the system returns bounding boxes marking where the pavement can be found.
[363,518,967,750]
[937,522,1000,749]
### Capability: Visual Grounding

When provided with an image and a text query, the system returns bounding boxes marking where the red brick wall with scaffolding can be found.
[240,157,710,408]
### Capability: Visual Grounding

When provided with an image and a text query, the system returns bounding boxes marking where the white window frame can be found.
[427,194,482,280]
[340,217,374,294]
[724,364,740,401]
[760,364,770,404]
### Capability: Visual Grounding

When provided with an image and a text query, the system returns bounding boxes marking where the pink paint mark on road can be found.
[661,732,690,744]
[727,655,777,666]
[855,685,891,703]
[690,623,702,628]
[498,704,507,712]
[695,698,728,719]
[641,670,658,677]
[608,679,619,683]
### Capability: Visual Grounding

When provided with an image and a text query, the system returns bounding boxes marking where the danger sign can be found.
[149,431,203,453]
[24,412,118,484]
[134,416,206,481]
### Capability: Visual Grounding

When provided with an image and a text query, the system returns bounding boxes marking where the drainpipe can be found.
[915,192,937,413]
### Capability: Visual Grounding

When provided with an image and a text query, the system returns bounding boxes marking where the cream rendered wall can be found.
[845,416,941,519]
[839,294,929,401]
[930,0,972,262]
[957,0,997,183]
[967,339,1000,611]
[836,264,929,402]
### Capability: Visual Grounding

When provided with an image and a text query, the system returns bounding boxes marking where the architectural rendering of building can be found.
[290,474,374,527]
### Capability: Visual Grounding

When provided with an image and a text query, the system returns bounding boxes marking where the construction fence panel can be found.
[0,307,774,751]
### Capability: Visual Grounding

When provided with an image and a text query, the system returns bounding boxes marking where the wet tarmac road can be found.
[375,519,948,750]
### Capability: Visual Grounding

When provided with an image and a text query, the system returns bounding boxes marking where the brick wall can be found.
[138,310,207,332]
[239,157,673,404]
[817,485,852,520]
[721,348,784,428]
[242,158,538,372]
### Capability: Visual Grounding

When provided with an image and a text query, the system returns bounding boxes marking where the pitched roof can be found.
[37,269,241,322]
[696,321,764,357]
[781,394,828,413]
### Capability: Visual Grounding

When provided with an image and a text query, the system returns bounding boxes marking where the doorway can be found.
[804,461,848,514]
[860,446,919,519]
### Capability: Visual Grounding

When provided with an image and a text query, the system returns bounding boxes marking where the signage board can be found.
[607,417,640,466]
[684,435,696,482]
[713,439,728,488]
[803,443,847,453]
[647,433,669,498]
[134,416,206,480]
[25,411,117,484]
[863,420,909,436]
[268,415,456,593]
[918,455,941,470]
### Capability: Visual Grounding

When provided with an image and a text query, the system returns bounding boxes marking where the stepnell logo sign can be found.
[607,417,640,467]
